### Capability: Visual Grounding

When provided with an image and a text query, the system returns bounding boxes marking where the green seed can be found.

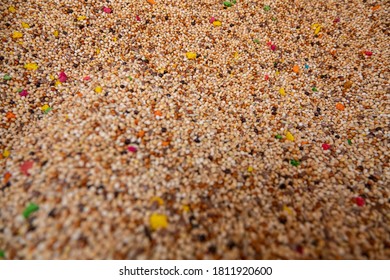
[23,203,39,219]
[290,159,300,167]
[128,76,133,81]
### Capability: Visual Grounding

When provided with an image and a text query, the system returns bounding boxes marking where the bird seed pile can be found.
[0,0,389,259]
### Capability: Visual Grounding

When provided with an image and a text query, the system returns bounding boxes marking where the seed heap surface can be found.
[0,0,389,259]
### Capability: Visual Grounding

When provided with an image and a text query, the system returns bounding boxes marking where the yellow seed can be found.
[186,52,197,60]
[182,205,190,213]
[53,30,59,37]
[279,87,286,96]
[3,149,10,158]
[286,131,294,141]
[149,213,168,230]
[283,205,293,215]
[213,20,222,27]
[21,22,30,28]
[8,6,16,13]
[95,86,103,93]
[12,31,23,39]
[24,63,38,70]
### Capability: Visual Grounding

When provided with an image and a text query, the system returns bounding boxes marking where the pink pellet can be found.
[19,89,29,97]
[59,71,67,82]
[128,146,137,153]
[364,51,373,56]
[322,143,331,150]
[355,196,365,207]
[271,44,276,51]
[209,17,216,23]
[136,15,141,21]
[102,7,112,13]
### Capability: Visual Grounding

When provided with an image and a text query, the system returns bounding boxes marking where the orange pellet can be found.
[4,172,11,183]
[137,130,145,138]
[292,65,300,73]
[154,110,162,117]
[134,118,139,125]
[336,103,345,111]
[162,141,170,147]
[372,5,381,11]
[147,0,156,4]
[6,112,16,119]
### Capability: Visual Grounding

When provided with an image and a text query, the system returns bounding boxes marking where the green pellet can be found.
[223,1,233,7]
[290,159,300,167]
[23,203,39,219]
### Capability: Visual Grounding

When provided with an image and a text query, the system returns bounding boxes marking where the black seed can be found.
[197,234,206,242]
[48,208,57,218]
[208,245,217,254]
[227,241,236,249]
[278,216,287,224]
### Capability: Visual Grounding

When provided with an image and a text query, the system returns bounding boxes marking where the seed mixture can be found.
[0,0,389,259]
